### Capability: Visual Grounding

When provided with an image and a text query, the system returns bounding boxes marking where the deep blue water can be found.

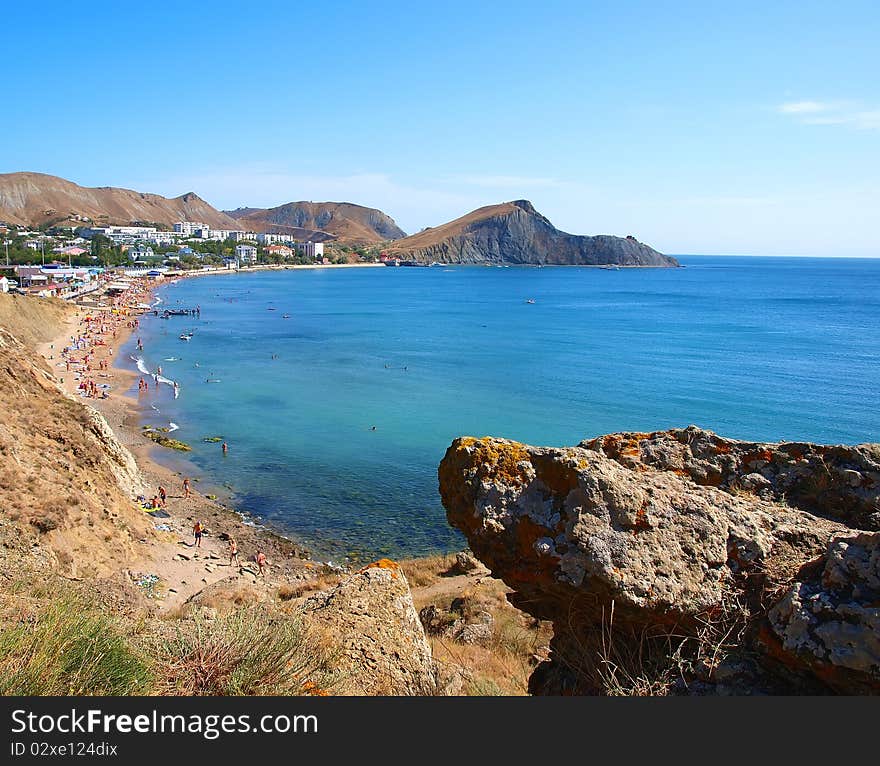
[121,256,880,563]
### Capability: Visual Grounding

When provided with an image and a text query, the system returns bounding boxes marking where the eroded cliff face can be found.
[387,200,678,266]
[438,430,880,695]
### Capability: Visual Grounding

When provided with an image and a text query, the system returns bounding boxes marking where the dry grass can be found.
[0,594,152,695]
[152,606,339,696]
[556,596,751,696]
[399,553,456,588]
[276,572,343,602]
[404,554,552,696]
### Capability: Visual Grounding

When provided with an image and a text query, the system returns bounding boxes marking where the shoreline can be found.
[38,272,329,612]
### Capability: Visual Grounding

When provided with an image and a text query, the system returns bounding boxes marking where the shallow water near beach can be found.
[121,256,880,563]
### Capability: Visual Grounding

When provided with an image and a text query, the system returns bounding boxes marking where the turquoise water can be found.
[122,257,880,562]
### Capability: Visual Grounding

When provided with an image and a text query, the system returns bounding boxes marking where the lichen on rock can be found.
[438,429,880,695]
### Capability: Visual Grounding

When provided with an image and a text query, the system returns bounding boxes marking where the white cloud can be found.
[778,100,880,130]
[778,100,833,114]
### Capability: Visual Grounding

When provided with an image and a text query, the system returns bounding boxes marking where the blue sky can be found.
[2,0,878,255]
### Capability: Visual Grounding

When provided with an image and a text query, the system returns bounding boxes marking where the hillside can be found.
[0,172,238,229]
[0,294,150,579]
[386,200,678,266]
[227,201,407,244]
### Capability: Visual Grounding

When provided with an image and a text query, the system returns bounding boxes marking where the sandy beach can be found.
[38,271,325,612]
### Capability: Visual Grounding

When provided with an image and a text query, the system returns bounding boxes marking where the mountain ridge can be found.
[227,201,407,244]
[0,171,238,229]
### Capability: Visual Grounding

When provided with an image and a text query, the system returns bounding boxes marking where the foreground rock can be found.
[301,560,437,695]
[583,426,880,530]
[438,432,880,694]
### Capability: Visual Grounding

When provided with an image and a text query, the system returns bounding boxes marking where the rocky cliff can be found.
[0,172,238,229]
[438,428,879,694]
[386,200,678,266]
[227,201,406,244]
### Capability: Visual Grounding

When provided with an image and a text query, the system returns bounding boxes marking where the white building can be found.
[235,245,258,264]
[147,231,179,246]
[173,221,208,236]
[228,231,257,243]
[257,232,295,245]
[128,245,155,261]
[301,241,324,259]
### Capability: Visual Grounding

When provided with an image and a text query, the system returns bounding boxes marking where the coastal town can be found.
[0,218,380,299]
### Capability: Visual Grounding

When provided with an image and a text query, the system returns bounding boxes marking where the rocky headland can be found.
[385,199,678,267]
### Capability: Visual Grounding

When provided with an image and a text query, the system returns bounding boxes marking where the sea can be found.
[121,256,880,564]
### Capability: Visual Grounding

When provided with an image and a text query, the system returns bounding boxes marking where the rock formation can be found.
[582,426,880,531]
[386,199,678,266]
[438,430,879,694]
[226,201,406,244]
[300,559,437,695]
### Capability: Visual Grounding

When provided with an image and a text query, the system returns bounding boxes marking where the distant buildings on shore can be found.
[1,216,335,279]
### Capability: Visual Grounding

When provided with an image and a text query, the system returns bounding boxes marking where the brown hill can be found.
[227,201,406,244]
[386,200,678,266]
[0,172,238,229]
[0,294,150,579]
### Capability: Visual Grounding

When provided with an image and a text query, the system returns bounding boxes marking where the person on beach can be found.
[183,477,191,498]
[192,520,202,547]
[228,538,238,566]
[256,551,267,576]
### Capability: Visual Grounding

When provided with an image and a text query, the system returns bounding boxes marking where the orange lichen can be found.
[742,448,774,465]
[301,680,331,696]
[633,501,650,531]
[360,558,400,578]
[465,438,532,487]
